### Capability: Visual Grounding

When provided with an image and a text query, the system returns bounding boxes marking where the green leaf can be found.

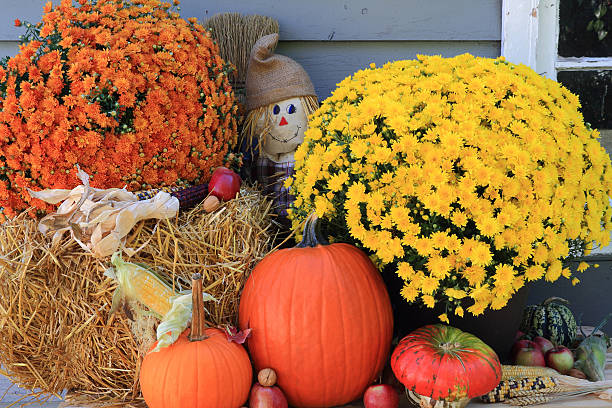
[594,19,605,31]
[598,29,608,40]
[587,20,594,31]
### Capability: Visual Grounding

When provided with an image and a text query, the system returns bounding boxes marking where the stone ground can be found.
[0,374,62,407]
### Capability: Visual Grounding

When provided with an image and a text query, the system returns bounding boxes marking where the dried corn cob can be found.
[502,365,559,380]
[135,185,187,200]
[136,184,210,210]
[105,252,177,318]
[480,377,558,403]
[507,386,612,406]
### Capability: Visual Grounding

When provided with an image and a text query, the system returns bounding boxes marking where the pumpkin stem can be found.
[295,213,329,248]
[407,390,470,408]
[439,342,462,352]
[542,297,570,306]
[189,272,208,341]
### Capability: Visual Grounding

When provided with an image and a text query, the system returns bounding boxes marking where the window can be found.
[502,0,612,255]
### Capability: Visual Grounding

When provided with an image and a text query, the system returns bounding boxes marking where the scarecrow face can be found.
[257,96,308,161]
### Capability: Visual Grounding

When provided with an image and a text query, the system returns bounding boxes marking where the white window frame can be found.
[502,0,612,257]
[501,0,612,80]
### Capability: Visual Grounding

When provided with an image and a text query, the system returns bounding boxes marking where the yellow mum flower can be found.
[494,264,516,286]
[525,265,545,281]
[462,265,486,286]
[426,255,453,279]
[401,284,419,302]
[445,288,467,300]
[455,306,464,317]
[397,262,416,280]
[577,261,589,272]
[422,295,436,308]
[289,54,612,318]
[327,171,349,192]
[421,276,440,295]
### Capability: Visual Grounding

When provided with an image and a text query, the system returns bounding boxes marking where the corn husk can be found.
[152,291,216,353]
[29,167,179,258]
[0,186,275,406]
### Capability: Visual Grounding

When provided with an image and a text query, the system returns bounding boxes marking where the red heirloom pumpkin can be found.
[140,273,252,408]
[391,324,501,408]
[239,214,394,408]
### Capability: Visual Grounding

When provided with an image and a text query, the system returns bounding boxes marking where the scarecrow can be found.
[242,33,318,228]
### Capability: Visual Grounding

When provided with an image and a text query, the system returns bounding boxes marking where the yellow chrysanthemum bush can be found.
[289,54,612,319]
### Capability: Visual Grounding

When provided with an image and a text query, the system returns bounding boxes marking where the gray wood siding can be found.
[196,0,501,41]
[0,0,502,41]
[0,0,51,41]
[277,40,499,100]
[0,1,502,98]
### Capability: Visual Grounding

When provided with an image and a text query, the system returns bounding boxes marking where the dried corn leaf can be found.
[29,168,179,257]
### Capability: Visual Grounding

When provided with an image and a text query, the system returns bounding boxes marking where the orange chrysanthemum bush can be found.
[289,54,612,319]
[0,0,238,217]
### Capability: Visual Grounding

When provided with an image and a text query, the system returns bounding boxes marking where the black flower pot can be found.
[383,268,529,363]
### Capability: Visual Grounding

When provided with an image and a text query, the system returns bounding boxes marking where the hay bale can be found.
[0,187,275,405]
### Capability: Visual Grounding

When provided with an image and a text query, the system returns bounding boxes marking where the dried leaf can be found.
[225,326,252,344]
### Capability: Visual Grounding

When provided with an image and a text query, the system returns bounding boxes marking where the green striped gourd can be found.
[519,297,577,346]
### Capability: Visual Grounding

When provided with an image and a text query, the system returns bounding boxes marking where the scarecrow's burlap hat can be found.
[245,33,316,111]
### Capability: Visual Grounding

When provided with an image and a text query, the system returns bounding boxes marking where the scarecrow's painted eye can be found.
[273,105,280,115]
[286,104,296,114]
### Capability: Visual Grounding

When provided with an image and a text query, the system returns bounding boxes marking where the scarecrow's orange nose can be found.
[279,116,288,126]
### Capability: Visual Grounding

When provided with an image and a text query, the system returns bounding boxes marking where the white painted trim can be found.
[556,57,612,71]
[501,0,540,69]
[535,0,560,80]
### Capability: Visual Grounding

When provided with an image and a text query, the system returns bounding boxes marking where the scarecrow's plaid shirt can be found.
[255,156,294,222]
[241,139,294,228]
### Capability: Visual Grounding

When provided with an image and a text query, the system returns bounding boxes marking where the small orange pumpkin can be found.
[239,213,394,407]
[140,273,252,408]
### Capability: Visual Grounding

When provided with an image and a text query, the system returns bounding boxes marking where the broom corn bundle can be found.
[204,13,279,83]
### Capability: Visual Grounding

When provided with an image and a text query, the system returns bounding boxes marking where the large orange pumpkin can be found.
[140,274,252,408]
[239,214,394,407]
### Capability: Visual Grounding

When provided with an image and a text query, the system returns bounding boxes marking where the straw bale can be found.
[0,187,275,405]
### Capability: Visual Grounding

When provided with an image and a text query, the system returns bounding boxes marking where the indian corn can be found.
[502,365,559,380]
[480,377,559,403]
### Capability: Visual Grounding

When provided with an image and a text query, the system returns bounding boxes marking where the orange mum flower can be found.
[0,0,238,217]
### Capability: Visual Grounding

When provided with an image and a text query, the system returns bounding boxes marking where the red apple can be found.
[545,346,574,374]
[511,339,534,360]
[514,330,526,341]
[249,383,288,408]
[363,384,400,408]
[208,167,241,201]
[533,336,555,355]
[514,345,546,367]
